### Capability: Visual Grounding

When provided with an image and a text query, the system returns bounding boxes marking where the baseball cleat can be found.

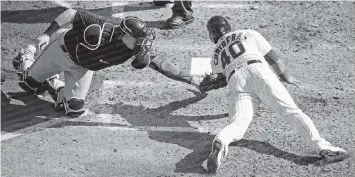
[207,139,227,174]
[166,16,194,29]
[52,101,85,118]
[316,149,350,166]
[323,145,346,153]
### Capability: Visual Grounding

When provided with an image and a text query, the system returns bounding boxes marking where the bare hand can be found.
[37,34,50,51]
[281,75,300,88]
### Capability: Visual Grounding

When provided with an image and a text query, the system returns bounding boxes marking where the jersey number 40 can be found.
[219,41,246,69]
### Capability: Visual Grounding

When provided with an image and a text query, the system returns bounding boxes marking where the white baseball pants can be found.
[216,62,332,154]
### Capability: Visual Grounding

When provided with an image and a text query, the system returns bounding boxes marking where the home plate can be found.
[189,57,212,76]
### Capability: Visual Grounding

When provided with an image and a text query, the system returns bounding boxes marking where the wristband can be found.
[44,21,60,36]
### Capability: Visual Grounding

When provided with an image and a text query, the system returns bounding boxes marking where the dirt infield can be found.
[1,1,354,177]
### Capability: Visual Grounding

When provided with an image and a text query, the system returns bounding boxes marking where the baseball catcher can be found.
[203,16,349,174]
[13,8,201,117]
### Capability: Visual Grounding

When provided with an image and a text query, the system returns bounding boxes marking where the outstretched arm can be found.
[148,57,201,87]
[264,49,299,85]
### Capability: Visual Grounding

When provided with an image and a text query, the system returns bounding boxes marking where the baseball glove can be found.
[198,73,227,93]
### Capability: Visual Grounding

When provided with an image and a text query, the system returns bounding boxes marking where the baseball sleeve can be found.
[249,30,272,56]
[210,52,224,74]
[72,9,107,28]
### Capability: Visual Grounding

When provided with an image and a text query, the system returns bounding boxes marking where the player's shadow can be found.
[1,2,163,24]
[230,139,321,166]
[1,91,63,133]
[53,89,320,174]
[53,89,225,173]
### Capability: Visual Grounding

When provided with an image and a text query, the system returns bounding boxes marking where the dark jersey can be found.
[64,9,134,71]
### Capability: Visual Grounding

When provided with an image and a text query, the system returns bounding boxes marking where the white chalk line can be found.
[1,118,63,142]
[1,118,201,142]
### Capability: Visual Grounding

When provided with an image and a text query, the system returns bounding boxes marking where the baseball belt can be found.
[227,60,262,82]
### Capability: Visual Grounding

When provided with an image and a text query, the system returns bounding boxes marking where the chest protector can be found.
[64,23,134,71]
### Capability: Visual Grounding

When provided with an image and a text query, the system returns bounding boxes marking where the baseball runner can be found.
[12,8,201,117]
[200,16,349,173]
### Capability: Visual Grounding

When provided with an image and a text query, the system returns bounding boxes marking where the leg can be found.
[16,43,63,94]
[207,70,261,173]
[14,29,69,94]
[208,97,261,173]
[247,64,348,162]
[53,69,94,117]
[166,0,194,29]
[216,97,261,145]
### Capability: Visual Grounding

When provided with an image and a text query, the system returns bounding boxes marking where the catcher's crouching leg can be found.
[49,87,85,118]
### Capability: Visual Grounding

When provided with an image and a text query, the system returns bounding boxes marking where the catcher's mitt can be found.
[198,73,227,93]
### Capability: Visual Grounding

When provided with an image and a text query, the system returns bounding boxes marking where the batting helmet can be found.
[207,16,231,43]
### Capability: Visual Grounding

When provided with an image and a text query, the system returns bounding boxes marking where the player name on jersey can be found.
[213,32,243,59]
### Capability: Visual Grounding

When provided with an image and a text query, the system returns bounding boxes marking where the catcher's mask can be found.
[119,16,155,68]
[207,16,231,44]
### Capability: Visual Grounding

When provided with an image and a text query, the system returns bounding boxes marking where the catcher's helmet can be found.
[119,16,155,39]
[207,16,231,43]
[119,16,156,69]
[119,16,155,53]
